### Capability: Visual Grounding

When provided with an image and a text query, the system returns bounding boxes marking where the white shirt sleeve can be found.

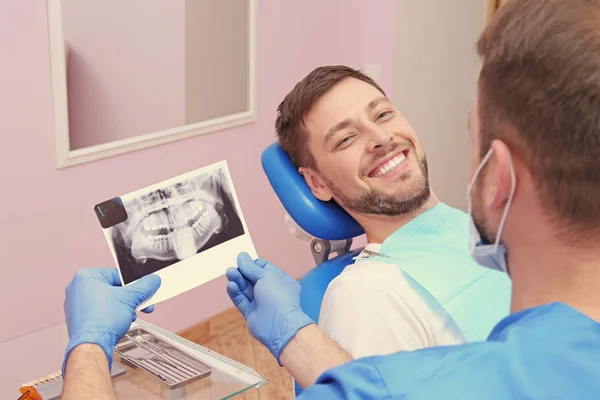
[318,269,433,359]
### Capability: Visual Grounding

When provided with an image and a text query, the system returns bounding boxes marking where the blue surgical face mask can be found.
[467,148,515,274]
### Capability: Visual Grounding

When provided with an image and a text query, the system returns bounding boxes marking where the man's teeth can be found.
[372,153,406,177]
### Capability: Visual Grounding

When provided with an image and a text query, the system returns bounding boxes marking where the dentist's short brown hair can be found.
[477,0,600,231]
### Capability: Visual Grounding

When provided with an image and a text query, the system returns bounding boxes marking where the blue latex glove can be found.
[62,268,161,377]
[226,252,314,364]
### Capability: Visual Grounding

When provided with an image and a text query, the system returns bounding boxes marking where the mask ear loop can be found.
[467,147,495,204]
[493,152,516,251]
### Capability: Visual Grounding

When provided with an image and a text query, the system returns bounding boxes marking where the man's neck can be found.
[509,231,600,323]
[357,194,439,243]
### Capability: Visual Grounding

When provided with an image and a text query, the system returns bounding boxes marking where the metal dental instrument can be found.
[115,327,213,389]
[124,333,179,369]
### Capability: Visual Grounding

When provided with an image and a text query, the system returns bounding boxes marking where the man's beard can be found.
[324,154,431,217]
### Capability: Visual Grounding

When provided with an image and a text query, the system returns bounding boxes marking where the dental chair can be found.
[261,142,511,397]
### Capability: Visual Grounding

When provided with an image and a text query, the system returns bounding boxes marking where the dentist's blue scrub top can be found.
[299,302,600,399]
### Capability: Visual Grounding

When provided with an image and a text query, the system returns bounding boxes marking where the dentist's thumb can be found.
[237,252,266,284]
[122,274,162,309]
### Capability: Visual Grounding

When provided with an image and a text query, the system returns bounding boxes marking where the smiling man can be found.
[274,66,512,360]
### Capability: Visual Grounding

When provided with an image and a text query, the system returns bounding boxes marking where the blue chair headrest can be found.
[261,142,364,240]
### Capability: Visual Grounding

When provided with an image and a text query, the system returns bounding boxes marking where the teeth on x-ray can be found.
[114,172,229,263]
[133,200,223,261]
[102,164,246,286]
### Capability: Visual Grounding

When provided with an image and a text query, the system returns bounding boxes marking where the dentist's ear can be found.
[487,139,516,211]
[299,167,333,201]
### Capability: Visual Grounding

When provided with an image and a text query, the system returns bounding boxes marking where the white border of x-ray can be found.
[100,160,258,310]
[46,0,258,169]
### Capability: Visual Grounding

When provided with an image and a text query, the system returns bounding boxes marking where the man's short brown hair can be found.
[275,65,386,170]
[477,0,600,231]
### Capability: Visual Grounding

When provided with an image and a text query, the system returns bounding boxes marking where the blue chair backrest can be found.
[261,142,364,240]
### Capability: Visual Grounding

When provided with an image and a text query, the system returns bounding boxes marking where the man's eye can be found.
[335,136,353,149]
[377,111,393,120]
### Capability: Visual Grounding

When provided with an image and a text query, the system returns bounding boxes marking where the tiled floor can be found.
[179,308,294,400]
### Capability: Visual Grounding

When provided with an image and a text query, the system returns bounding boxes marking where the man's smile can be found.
[368,149,410,179]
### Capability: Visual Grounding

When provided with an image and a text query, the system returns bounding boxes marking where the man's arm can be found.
[279,323,353,388]
[61,344,115,400]
[318,270,435,359]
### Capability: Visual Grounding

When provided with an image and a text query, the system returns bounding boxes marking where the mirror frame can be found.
[47,0,257,169]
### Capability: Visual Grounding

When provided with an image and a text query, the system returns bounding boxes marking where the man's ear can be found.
[487,139,515,211]
[299,167,334,201]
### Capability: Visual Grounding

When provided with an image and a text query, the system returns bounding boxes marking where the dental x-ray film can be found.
[93,160,257,310]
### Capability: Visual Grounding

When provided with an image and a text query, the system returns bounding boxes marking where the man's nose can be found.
[366,126,393,152]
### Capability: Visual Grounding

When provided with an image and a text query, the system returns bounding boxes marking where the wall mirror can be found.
[47,0,257,168]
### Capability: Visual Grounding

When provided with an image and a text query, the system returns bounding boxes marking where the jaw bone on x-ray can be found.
[119,170,231,269]
[94,160,257,309]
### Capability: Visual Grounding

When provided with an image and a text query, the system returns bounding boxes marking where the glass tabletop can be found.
[0,319,268,399]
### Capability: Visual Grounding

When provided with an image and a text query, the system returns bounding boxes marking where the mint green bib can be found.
[367,203,512,342]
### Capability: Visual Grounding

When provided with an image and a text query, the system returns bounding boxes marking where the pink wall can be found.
[0,0,396,350]
[62,0,186,149]
[360,0,398,94]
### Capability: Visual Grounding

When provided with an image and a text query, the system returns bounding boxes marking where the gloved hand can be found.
[226,252,314,364]
[62,268,161,377]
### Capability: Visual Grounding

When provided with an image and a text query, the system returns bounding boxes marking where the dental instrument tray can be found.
[114,327,213,389]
